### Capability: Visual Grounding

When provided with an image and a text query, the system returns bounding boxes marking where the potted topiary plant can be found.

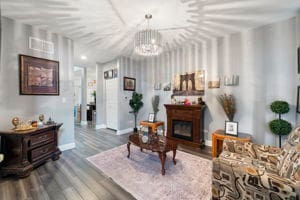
[152,95,160,122]
[129,92,144,132]
[268,100,292,147]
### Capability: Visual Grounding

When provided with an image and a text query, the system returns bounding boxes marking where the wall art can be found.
[124,77,136,91]
[224,75,239,86]
[297,86,300,113]
[19,54,59,95]
[163,83,171,91]
[208,79,220,89]
[172,70,205,96]
[298,47,300,74]
[154,83,161,90]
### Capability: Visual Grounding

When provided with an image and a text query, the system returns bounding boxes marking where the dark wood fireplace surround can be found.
[165,104,205,148]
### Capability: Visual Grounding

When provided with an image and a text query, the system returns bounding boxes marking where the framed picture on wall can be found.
[108,70,113,78]
[225,121,238,136]
[298,47,300,74]
[113,68,118,78]
[123,77,136,91]
[19,54,59,95]
[297,86,300,113]
[104,71,109,79]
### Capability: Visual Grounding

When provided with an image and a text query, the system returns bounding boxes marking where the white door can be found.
[105,78,118,130]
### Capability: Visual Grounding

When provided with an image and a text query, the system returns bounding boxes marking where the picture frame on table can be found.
[225,121,238,136]
[19,54,59,95]
[148,113,155,123]
[123,77,136,91]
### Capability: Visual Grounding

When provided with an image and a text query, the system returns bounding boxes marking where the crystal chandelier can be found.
[134,14,163,56]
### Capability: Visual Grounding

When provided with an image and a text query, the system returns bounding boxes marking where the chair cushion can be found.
[219,151,279,174]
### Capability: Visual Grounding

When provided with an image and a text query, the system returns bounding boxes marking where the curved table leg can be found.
[172,149,177,165]
[127,142,131,158]
[158,152,167,175]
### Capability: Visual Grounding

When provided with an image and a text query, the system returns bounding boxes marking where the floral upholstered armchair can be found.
[212,127,300,200]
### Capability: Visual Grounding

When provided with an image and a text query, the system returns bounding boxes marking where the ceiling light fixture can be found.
[81,55,87,60]
[134,14,163,57]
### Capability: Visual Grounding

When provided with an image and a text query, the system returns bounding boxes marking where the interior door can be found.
[105,78,118,130]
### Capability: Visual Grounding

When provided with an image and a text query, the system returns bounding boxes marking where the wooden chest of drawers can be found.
[0,123,62,178]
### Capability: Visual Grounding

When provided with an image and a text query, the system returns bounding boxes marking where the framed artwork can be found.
[108,70,113,78]
[225,121,238,136]
[19,54,59,95]
[104,69,115,79]
[113,68,118,78]
[163,82,171,91]
[148,113,155,123]
[297,86,300,113]
[208,80,220,89]
[172,70,205,96]
[298,47,300,74]
[224,75,239,86]
[123,77,136,91]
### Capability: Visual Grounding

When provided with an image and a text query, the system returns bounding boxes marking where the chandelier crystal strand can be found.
[134,14,163,56]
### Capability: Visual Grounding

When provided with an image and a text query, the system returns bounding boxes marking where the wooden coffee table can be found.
[127,133,178,175]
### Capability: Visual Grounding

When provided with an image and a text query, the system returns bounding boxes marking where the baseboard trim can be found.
[81,121,88,125]
[95,124,107,130]
[205,140,212,147]
[117,128,133,135]
[59,143,76,151]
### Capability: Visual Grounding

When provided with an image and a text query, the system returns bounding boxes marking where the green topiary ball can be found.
[270,101,289,114]
[269,119,292,136]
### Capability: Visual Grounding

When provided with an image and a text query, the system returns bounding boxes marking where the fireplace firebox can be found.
[172,120,193,141]
[165,104,206,148]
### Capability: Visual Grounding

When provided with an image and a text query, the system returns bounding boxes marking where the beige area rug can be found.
[87,144,212,200]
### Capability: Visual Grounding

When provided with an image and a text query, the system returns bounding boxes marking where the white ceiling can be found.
[2,0,300,65]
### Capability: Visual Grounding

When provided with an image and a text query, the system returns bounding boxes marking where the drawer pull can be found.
[40,148,49,154]
[39,135,47,139]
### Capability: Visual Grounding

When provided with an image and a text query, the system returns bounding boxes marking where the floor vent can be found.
[29,37,54,54]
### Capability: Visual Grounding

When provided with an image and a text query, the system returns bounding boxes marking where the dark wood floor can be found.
[0,125,211,200]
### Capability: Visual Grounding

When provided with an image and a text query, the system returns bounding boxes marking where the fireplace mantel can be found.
[164,104,206,148]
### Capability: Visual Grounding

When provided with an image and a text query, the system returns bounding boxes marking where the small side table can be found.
[212,130,251,158]
[140,121,165,134]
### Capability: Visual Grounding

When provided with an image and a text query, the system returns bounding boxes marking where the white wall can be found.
[0,17,75,148]
[217,17,297,145]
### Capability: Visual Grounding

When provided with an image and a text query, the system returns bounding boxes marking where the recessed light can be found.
[81,55,87,60]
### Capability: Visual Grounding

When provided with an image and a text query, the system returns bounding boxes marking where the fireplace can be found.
[165,104,206,147]
[172,120,193,141]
